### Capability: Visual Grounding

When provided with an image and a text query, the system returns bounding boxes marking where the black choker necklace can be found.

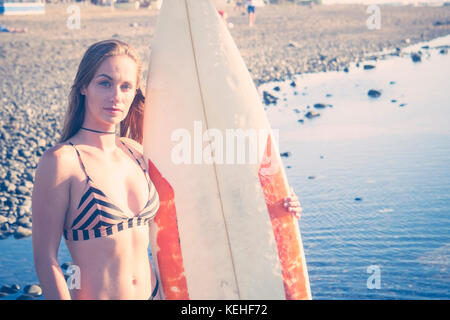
[80,127,116,134]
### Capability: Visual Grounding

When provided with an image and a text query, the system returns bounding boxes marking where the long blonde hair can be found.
[59,39,145,144]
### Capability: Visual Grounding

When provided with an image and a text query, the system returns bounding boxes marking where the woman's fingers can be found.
[284,187,302,219]
[284,201,302,209]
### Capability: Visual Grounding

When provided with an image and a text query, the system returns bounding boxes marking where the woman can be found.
[31,39,303,300]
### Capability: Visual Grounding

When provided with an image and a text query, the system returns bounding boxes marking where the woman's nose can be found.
[110,85,122,103]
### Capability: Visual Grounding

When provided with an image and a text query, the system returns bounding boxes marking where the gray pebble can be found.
[24,284,43,297]
[14,226,32,239]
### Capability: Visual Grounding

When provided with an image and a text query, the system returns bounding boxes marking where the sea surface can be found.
[0,36,449,300]
[259,35,450,299]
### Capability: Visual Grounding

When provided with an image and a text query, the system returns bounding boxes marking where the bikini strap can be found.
[68,141,92,182]
[119,140,147,174]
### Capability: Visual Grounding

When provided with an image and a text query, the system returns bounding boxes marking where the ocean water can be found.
[259,35,450,299]
[0,36,449,300]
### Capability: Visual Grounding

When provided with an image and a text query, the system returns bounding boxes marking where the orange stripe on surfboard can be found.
[147,158,189,300]
[258,135,310,300]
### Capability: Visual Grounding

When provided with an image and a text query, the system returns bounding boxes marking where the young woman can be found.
[31,39,303,300]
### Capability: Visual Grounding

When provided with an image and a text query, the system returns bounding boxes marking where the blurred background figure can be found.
[247,0,255,27]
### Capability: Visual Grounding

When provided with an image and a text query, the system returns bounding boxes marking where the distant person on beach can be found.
[31,39,303,300]
[234,1,246,15]
[247,0,256,27]
[0,24,27,33]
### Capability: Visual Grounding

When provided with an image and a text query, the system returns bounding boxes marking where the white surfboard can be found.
[143,0,311,300]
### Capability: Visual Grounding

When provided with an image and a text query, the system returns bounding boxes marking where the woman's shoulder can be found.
[37,142,77,178]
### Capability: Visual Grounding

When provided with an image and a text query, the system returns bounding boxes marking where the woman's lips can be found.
[104,107,122,114]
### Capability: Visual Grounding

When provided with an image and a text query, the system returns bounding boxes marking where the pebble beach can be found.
[1,1,450,241]
[0,2,450,299]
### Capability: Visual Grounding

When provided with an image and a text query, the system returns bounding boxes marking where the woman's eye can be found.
[99,81,110,87]
[122,84,132,90]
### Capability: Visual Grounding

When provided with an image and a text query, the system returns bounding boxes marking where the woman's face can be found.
[81,55,138,128]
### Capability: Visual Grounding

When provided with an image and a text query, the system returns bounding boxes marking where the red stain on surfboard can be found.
[147,158,189,300]
[258,135,310,300]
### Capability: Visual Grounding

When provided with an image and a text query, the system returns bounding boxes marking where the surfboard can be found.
[143,0,311,300]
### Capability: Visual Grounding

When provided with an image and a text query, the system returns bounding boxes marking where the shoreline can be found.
[0,3,450,240]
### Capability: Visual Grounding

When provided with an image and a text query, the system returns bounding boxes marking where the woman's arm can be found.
[31,146,72,300]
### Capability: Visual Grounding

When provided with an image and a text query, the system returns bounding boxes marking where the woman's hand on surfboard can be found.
[284,187,303,220]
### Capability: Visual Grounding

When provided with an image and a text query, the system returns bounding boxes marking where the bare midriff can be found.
[65,224,155,300]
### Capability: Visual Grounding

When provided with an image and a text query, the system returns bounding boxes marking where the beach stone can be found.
[297,119,304,124]
[8,215,17,225]
[263,91,278,105]
[16,186,30,196]
[439,48,448,55]
[37,139,47,147]
[355,197,363,201]
[14,226,32,239]
[23,180,33,189]
[308,176,316,180]
[19,149,32,158]
[0,215,8,225]
[24,284,42,297]
[290,81,296,88]
[280,152,292,158]
[410,52,422,62]
[273,86,280,92]
[368,89,382,98]
[0,284,20,294]
[313,103,329,109]
[1,181,15,193]
[18,216,31,227]
[363,64,375,70]
[305,111,320,119]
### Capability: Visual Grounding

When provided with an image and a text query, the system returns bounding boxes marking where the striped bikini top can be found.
[64,140,160,241]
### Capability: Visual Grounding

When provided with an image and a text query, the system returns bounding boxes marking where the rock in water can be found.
[363,65,375,70]
[24,284,43,297]
[313,103,329,109]
[410,52,421,63]
[305,111,320,119]
[14,226,32,239]
[0,284,20,294]
[263,91,278,105]
[368,89,381,98]
[280,152,292,158]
